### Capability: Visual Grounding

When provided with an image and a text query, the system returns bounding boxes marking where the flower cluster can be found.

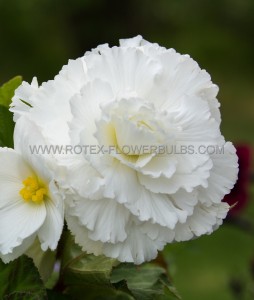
[0,36,238,264]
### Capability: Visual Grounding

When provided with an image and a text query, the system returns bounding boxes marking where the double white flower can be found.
[2,36,238,264]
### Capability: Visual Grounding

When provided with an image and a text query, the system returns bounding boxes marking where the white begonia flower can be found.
[0,117,64,263]
[10,36,238,264]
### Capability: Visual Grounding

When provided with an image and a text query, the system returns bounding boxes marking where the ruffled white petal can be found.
[198,142,238,205]
[20,59,87,145]
[174,202,229,241]
[10,77,39,122]
[63,156,104,200]
[138,155,177,178]
[70,79,114,145]
[119,35,149,47]
[83,46,162,98]
[96,159,188,228]
[68,195,129,244]
[65,213,103,256]
[138,156,212,194]
[103,219,165,264]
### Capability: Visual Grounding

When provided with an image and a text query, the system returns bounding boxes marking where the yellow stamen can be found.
[20,176,47,203]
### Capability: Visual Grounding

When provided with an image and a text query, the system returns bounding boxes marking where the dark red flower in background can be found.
[224,145,252,215]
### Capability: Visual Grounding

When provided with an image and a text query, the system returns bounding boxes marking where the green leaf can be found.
[0,255,47,299]
[47,289,71,300]
[158,275,182,300]
[61,233,118,286]
[0,76,21,148]
[59,232,180,300]
[60,233,133,299]
[111,263,181,300]
[64,285,134,300]
[26,238,57,285]
[0,105,15,148]
[0,76,22,108]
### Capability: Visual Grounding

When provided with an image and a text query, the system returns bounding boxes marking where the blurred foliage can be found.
[0,0,254,299]
[0,76,21,147]
[0,76,22,107]
[0,0,253,143]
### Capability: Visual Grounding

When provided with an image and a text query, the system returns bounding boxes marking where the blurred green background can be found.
[0,0,254,299]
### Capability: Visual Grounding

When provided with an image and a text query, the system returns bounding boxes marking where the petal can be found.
[65,213,103,256]
[198,142,239,205]
[37,181,64,251]
[14,117,55,184]
[70,79,114,145]
[84,46,162,99]
[124,189,186,229]
[171,189,198,217]
[198,84,221,123]
[24,58,87,145]
[119,35,149,47]
[98,158,187,228]
[64,156,104,200]
[68,195,129,243]
[0,148,34,209]
[10,77,39,122]
[174,202,230,241]
[139,155,177,178]
[140,221,175,243]
[146,50,216,111]
[0,234,36,263]
[103,219,165,264]
[96,156,138,201]
[170,96,220,143]
[112,114,160,153]
[0,200,46,254]
[60,58,88,89]
[110,150,156,171]
[138,156,212,194]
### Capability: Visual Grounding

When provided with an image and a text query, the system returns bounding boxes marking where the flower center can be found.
[19,176,47,203]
